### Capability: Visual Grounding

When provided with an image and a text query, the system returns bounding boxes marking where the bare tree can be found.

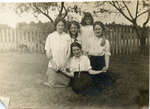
[108,0,150,52]
[15,2,68,23]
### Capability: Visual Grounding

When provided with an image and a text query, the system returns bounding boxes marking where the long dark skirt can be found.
[89,55,113,91]
[70,71,93,95]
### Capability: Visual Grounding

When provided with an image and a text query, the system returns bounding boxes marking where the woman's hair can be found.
[68,20,80,39]
[93,21,105,32]
[81,12,94,26]
[93,21,106,46]
[70,42,82,56]
[54,18,66,29]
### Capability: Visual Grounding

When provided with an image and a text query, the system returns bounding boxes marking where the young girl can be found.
[68,20,82,44]
[89,21,113,91]
[63,42,104,95]
[80,12,95,55]
[44,18,71,88]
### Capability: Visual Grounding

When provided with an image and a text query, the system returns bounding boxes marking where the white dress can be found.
[45,31,71,68]
[45,31,71,86]
[80,25,95,53]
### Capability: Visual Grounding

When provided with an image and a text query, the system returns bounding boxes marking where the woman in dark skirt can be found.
[62,42,105,95]
[88,21,113,92]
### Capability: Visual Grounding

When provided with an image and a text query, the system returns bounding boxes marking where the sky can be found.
[0,1,149,28]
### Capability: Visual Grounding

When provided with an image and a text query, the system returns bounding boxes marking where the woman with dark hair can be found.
[62,42,105,95]
[68,20,82,44]
[80,12,95,55]
[88,21,113,91]
[44,18,71,88]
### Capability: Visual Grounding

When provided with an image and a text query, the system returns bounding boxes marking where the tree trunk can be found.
[138,28,149,55]
[133,25,149,55]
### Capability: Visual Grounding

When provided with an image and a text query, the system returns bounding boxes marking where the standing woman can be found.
[68,20,82,44]
[80,12,95,54]
[44,18,71,88]
[89,21,112,91]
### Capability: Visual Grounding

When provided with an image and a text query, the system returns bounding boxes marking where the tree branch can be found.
[46,8,49,16]
[135,0,139,19]
[33,3,53,22]
[62,4,68,19]
[143,11,150,27]
[58,2,64,17]
[122,0,134,20]
[110,1,133,23]
[137,9,150,18]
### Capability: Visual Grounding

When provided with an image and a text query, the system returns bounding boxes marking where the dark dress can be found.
[89,55,113,91]
[71,71,93,95]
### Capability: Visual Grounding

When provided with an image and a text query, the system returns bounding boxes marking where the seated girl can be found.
[62,42,105,95]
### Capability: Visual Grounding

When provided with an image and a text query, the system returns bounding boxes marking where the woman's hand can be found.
[89,69,103,75]
[46,50,53,60]
[101,66,108,72]
[50,59,58,71]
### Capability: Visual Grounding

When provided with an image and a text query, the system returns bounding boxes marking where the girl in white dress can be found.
[44,19,71,88]
[80,12,95,55]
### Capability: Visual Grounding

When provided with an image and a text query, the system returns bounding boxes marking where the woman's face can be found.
[85,17,92,25]
[56,21,65,33]
[72,46,81,57]
[94,24,103,37]
[70,24,78,37]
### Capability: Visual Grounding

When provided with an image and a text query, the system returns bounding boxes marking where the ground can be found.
[0,52,149,109]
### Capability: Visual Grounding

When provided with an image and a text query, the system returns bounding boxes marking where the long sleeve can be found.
[104,40,111,56]
[45,35,53,59]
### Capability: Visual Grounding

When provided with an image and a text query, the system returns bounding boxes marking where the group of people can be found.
[44,12,113,96]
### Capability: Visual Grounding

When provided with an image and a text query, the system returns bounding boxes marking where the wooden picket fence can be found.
[0,29,49,53]
[105,25,150,56]
[0,26,149,55]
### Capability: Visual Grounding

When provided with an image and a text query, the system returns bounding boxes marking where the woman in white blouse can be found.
[44,19,71,88]
[63,42,105,95]
[88,21,113,91]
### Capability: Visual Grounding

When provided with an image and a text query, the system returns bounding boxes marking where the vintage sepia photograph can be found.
[0,0,149,109]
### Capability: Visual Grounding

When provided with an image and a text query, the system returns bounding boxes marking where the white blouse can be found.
[45,31,71,68]
[80,25,95,53]
[88,37,111,56]
[69,55,92,73]
[70,34,82,44]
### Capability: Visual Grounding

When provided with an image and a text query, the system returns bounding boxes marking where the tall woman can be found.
[44,18,71,88]
[89,21,112,91]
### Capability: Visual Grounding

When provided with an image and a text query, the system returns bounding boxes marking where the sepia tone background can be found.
[0,1,149,109]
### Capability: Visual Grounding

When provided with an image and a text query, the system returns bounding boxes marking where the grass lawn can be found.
[0,52,149,109]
